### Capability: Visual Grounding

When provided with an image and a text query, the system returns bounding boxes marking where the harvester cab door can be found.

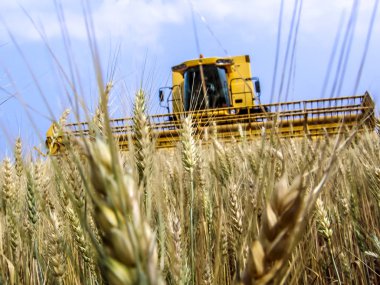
[229,78,254,109]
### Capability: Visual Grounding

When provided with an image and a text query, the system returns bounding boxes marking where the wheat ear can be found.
[315,198,341,284]
[92,81,112,137]
[1,158,14,215]
[181,116,199,284]
[86,138,164,285]
[242,174,305,285]
[14,138,23,179]
[26,170,38,238]
[47,209,66,283]
[132,89,153,218]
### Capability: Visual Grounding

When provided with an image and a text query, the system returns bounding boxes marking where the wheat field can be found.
[1,0,379,283]
[0,87,379,285]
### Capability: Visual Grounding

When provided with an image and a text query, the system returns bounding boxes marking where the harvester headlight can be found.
[216,58,233,66]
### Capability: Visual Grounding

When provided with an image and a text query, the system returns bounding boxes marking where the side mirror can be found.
[159,90,164,102]
[255,80,261,94]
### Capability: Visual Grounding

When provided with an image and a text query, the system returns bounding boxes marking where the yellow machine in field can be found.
[168,55,259,113]
[46,54,375,154]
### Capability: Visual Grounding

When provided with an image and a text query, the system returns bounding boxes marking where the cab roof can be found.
[171,55,248,73]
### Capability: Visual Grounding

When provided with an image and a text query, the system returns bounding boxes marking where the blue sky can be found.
[0,0,379,156]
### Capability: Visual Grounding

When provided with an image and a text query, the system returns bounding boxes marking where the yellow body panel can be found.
[172,55,256,111]
[45,123,65,154]
[228,55,255,107]
[172,72,184,113]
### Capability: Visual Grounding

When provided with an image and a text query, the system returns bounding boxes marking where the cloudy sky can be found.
[0,0,379,155]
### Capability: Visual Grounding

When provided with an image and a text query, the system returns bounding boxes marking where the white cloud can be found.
[0,0,378,48]
[0,0,186,45]
[90,0,185,45]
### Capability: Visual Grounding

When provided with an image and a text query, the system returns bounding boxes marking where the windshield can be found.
[183,65,229,111]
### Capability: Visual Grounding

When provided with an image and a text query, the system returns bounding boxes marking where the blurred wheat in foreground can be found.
[0,90,379,285]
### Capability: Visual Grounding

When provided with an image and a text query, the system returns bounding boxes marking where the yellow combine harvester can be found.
[46,54,375,154]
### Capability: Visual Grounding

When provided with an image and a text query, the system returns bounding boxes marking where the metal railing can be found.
[64,92,375,149]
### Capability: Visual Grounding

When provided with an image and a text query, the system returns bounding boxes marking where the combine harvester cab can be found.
[46,55,376,154]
